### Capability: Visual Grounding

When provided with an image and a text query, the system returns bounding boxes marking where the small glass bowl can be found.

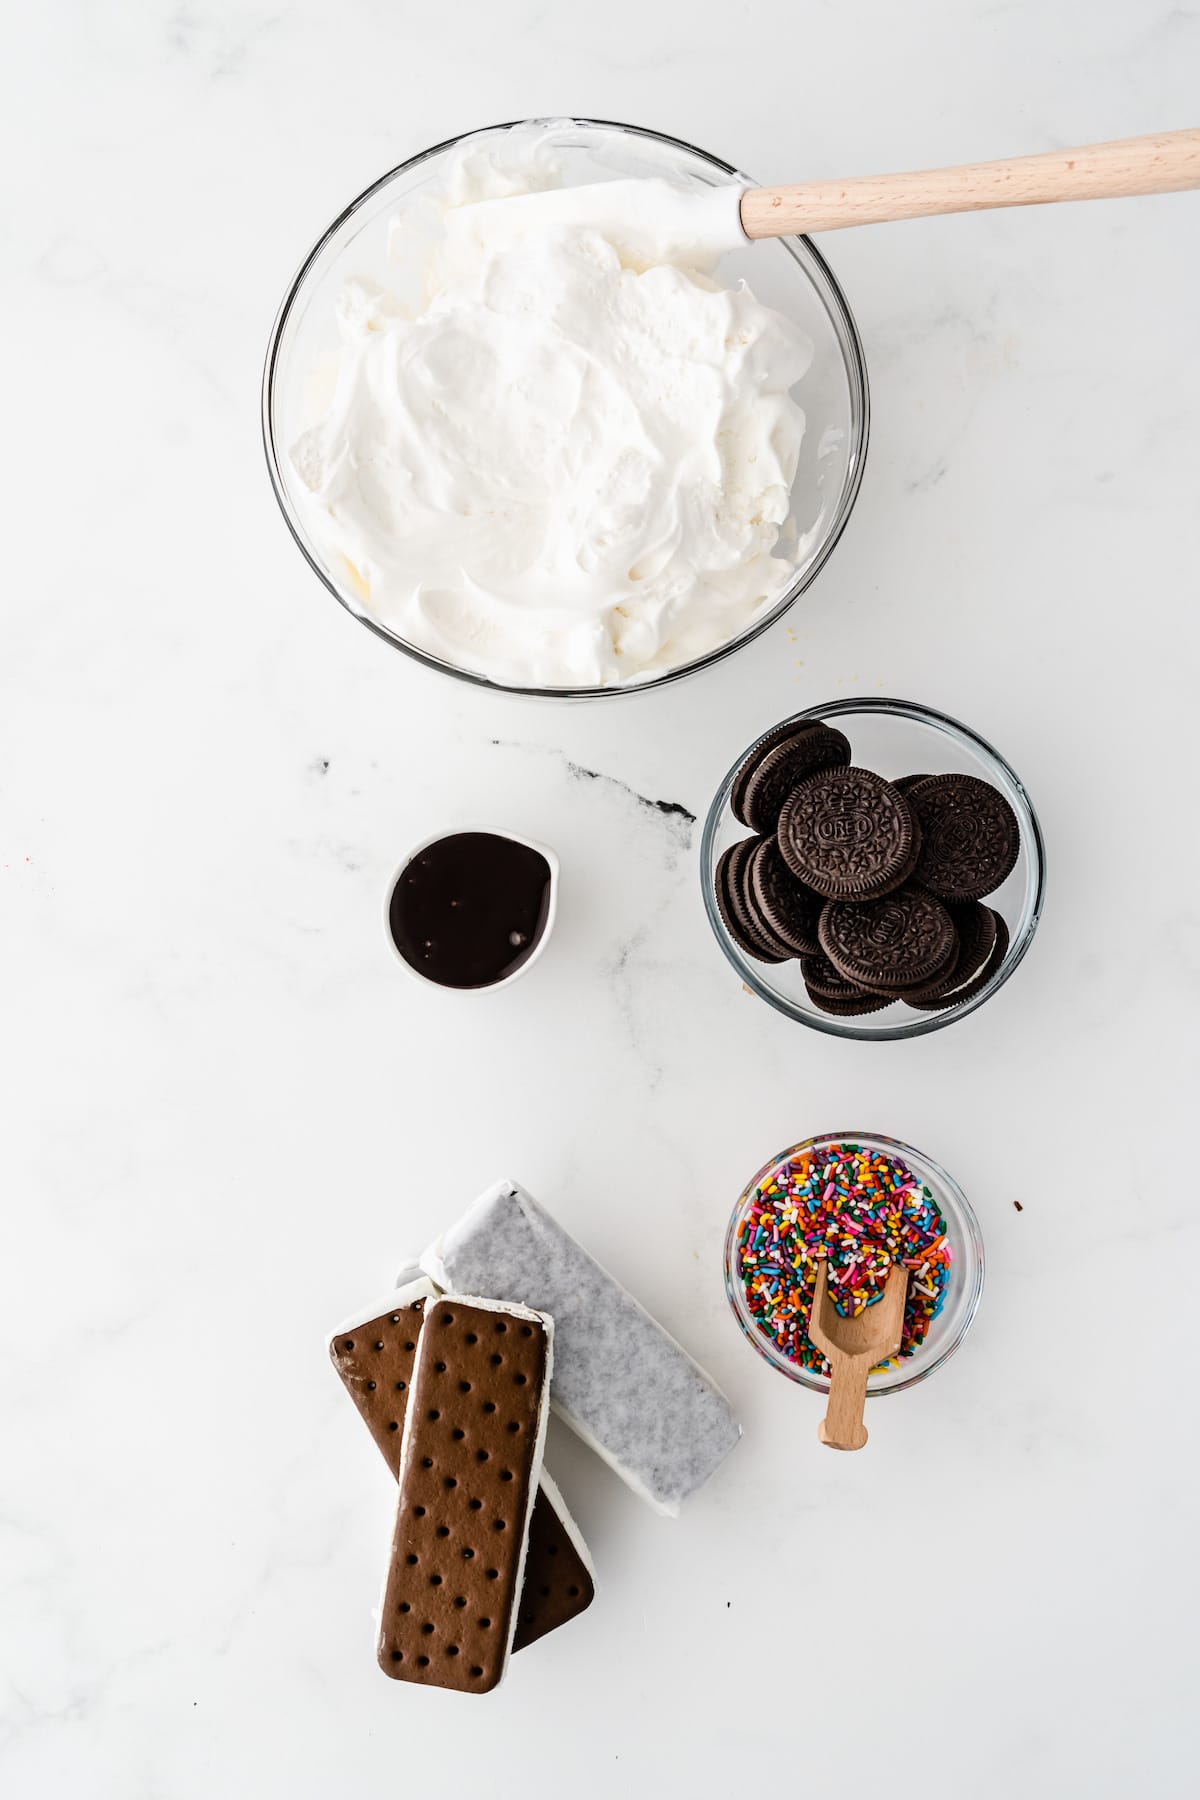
[261,117,869,698]
[725,1131,984,1397]
[700,696,1046,1039]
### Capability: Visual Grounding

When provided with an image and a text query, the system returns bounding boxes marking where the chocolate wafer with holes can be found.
[377,1295,552,1692]
[329,1284,593,1651]
[511,1470,594,1650]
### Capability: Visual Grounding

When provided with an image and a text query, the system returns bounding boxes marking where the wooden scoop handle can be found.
[817,1353,871,1452]
[740,129,1200,239]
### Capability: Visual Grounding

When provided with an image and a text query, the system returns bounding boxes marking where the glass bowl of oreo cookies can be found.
[700,698,1046,1039]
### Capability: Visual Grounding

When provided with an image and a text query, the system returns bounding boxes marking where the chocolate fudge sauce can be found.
[389,833,553,989]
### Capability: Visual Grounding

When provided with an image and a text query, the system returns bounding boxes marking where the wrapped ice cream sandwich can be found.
[329,1280,594,1651]
[422,1180,740,1516]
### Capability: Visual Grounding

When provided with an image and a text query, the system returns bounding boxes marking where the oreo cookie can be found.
[734,847,795,960]
[807,986,894,1018]
[908,910,1010,1010]
[818,886,958,992]
[731,721,851,830]
[800,952,874,1004]
[778,767,918,901]
[714,839,788,964]
[901,900,997,1004]
[747,838,823,956]
[906,774,1019,901]
[894,774,932,794]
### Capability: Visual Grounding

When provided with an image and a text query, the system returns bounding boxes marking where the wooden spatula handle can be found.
[740,129,1200,238]
[818,1355,871,1452]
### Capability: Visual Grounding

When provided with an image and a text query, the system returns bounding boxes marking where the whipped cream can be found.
[291,126,813,688]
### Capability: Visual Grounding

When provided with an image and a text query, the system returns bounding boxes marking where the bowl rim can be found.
[260,115,870,700]
[700,695,1048,1039]
[723,1129,986,1396]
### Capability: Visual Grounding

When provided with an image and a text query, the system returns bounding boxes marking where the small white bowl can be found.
[384,828,559,992]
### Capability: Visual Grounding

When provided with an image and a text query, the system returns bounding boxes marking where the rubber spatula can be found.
[807,1260,909,1452]
[452,131,1200,268]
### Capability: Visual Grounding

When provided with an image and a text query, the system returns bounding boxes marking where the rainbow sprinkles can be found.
[736,1141,952,1374]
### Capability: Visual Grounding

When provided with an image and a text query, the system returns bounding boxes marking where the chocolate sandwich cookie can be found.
[730,719,851,827]
[748,837,823,955]
[714,839,788,963]
[893,774,932,794]
[330,1293,593,1652]
[734,722,852,833]
[906,773,1019,901]
[778,767,919,901]
[800,952,876,1004]
[908,910,1010,1010]
[807,987,895,1017]
[734,842,796,959]
[730,720,810,821]
[377,1297,551,1693]
[818,886,958,992]
[900,899,997,1005]
[800,953,893,1016]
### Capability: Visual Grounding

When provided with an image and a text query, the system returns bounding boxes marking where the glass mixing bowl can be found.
[725,1131,984,1397]
[261,117,869,698]
[701,697,1046,1039]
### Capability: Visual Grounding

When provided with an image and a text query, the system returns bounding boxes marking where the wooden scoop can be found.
[808,1260,909,1452]
[740,129,1200,240]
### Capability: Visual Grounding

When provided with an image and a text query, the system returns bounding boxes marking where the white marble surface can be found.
[3,3,1198,1794]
